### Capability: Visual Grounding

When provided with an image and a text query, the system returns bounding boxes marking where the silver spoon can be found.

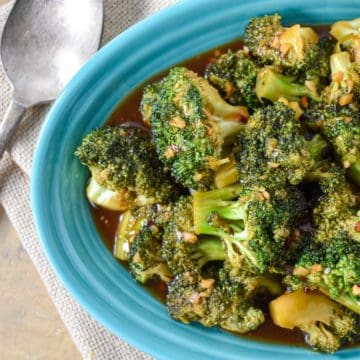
[0,0,103,158]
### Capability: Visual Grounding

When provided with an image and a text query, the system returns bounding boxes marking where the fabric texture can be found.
[0,1,177,358]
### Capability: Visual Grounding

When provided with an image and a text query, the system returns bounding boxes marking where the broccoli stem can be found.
[214,160,238,189]
[303,167,333,183]
[318,287,360,315]
[246,275,284,297]
[216,118,244,143]
[256,67,320,102]
[195,237,227,266]
[330,51,351,76]
[305,134,331,163]
[193,184,244,234]
[348,161,360,186]
[215,202,247,220]
[193,185,262,269]
[222,232,259,268]
[197,74,249,121]
[302,134,332,182]
[86,177,130,211]
[114,210,133,260]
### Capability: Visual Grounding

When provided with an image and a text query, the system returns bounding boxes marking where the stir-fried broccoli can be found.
[75,126,181,209]
[286,236,360,315]
[141,67,248,190]
[244,14,321,76]
[205,49,261,109]
[242,274,284,300]
[205,51,321,109]
[77,14,360,354]
[306,133,332,162]
[216,120,329,190]
[193,184,306,276]
[330,17,360,62]
[114,203,174,261]
[299,37,335,87]
[311,169,360,244]
[303,134,332,174]
[234,102,314,189]
[322,51,360,107]
[128,223,172,284]
[215,103,314,189]
[304,103,360,184]
[167,270,265,333]
[85,177,130,211]
[161,196,226,275]
[270,290,359,353]
[256,67,320,103]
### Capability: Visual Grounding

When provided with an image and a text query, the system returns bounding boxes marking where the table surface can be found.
[0,206,80,359]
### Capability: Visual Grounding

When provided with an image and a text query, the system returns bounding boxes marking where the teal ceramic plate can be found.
[31,1,360,359]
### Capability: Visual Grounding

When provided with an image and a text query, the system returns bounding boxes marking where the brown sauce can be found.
[90,27,360,348]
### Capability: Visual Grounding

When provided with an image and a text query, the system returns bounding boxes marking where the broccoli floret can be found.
[162,196,226,274]
[141,82,160,127]
[215,129,330,190]
[166,270,264,333]
[128,223,172,284]
[330,17,360,62]
[304,134,332,165]
[141,66,248,190]
[75,126,181,209]
[242,274,284,300]
[255,67,320,103]
[313,195,360,244]
[305,166,360,244]
[286,236,360,315]
[298,38,334,87]
[270,290,359,353]
[304,103,360,185]
[205,50,322,108]
[193,184,305,276]
[244,14,320,75]
[234,102,314,189]
[322,51,360,107]
[114,203,174,261]
[205,50,261,109]
[302,133,333,183]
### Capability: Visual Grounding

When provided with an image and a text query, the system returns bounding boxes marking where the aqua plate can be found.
[31,1,360,359]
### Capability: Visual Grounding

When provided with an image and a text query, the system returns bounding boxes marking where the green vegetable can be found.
[193,184,306,276]
[304,103,360,185]
[256,67,320,103]
[167,269,265,333]
[161,196,226,275]
[141,66,248,190]
[244,14,320,76]
[205,49,260,109]
[75,126,181,209]
[270,290,359,353]
[286,236,360,315]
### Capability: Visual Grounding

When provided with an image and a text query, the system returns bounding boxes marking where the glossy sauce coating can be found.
[91,29,359,348]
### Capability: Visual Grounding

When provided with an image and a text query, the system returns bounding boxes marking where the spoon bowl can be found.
[0,0,103,156]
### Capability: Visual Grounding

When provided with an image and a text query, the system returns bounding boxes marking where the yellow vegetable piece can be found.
[269,290,338,330]
[86,177,130,211]
[279,25,318,60]
[330,18,360,41]
[114,210,134,260]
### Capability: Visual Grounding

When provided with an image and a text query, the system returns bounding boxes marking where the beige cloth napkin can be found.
[0,1,177,358]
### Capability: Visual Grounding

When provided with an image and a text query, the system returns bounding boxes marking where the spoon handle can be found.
[0,100,26,159]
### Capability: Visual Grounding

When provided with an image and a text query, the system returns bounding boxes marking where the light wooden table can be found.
[0,206,80,359]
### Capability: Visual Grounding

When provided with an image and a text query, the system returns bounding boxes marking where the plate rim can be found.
[30,1,360,359]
